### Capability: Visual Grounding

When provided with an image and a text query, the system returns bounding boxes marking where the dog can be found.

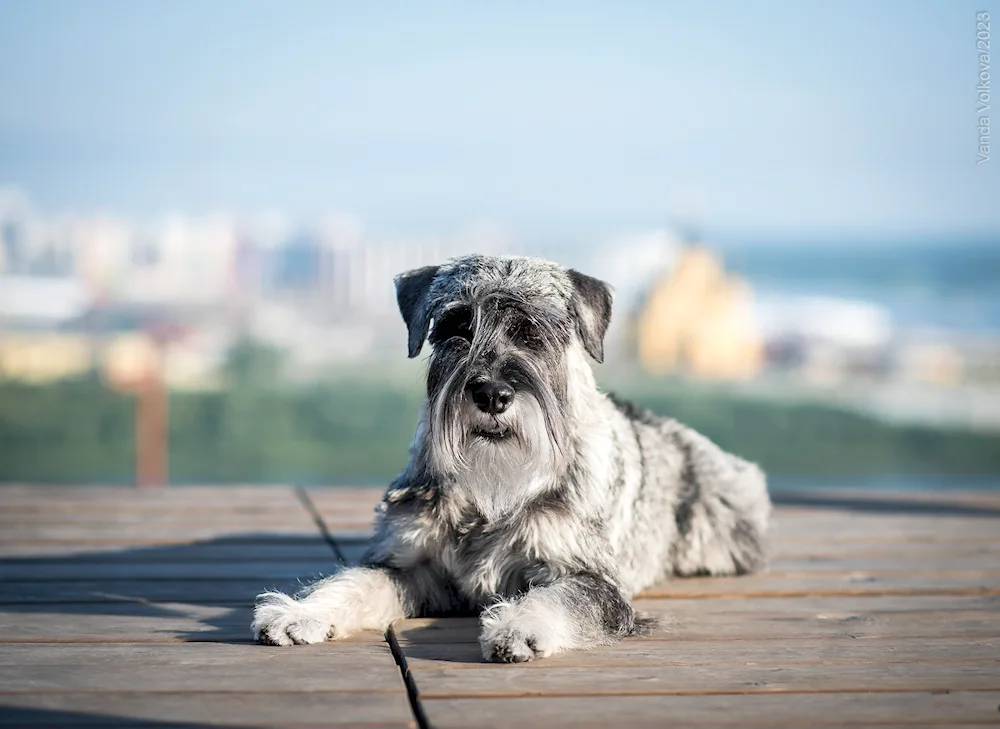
[252,254,771,662]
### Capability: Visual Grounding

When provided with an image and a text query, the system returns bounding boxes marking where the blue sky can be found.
[0,0,997,239]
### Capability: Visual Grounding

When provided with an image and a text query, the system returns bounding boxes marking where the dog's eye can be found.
[432,309,474,344]
[514,320,542,347]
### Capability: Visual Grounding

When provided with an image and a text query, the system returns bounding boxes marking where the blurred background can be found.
[0,0,998,488]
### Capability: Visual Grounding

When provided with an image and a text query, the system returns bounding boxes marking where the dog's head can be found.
[394,255,613,515]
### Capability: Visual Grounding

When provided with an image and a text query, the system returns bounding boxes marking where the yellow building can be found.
[633,246,763,380]
[0,334,94,382]
[0,331,181,388]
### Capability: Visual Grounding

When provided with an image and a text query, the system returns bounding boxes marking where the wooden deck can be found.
[0,485,998,728]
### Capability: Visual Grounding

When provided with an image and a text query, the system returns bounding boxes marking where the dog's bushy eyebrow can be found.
[435,304,472,324]
[477,293,561,322]
[474,290,528,311]
[500,306,572,352]
[430,305,474,341]
[436,291,571,350]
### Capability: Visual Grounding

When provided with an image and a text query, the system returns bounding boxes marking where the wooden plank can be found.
[772,541,1000,558]
[0,516,323,531]
[0,513,319,527]
[0,560,341,582]
[418,692,1000,728]
[0,541,336,560]
[411,660,1000,696]
[398,611,1000,646]
[400,635,1000,668]
[0,525,324,541]
[395,594,1000,645]
[305,488,383,522]
[0,642,405,692]
[0,604,386,644]
[0,692,414,726]
[0,532,326,544]
[772,488,1000,509]
[772,504,1000,519]
[304,487,385,505]
[636,570,1000,598]
[308,502,380,516]
[324,527,382,542]
[0,603,258,643]
[0,501,310,514]
[0,580,306,605]
[0,504,311,518]
[633,594,1000,619]
[771,514,1000,541]
[767,553,1000,571]
[0,485,303,503]
[775,535,1000,547]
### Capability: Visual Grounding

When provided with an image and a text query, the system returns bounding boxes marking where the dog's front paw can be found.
[481,627,548,663]
[252,592,332,646]
[479,600,557,663]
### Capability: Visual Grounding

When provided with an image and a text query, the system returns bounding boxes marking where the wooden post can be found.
[135,349,168,488]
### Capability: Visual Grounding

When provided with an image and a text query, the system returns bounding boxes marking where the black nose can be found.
[468,380,515,415]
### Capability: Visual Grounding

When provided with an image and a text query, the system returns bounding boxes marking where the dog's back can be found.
[583,393,771,596]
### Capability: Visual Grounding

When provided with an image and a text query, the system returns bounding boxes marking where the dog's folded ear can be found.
[568,269,614,363]
[395,265,441,358]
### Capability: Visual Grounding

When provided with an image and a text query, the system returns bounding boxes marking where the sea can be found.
[719,238,1000,336]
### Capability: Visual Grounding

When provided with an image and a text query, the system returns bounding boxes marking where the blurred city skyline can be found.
[1,1,998,239]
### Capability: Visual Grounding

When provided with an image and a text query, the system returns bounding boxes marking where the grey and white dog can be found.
[252,254,771,662]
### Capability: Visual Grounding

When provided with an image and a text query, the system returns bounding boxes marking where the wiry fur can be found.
[253,254,771,662]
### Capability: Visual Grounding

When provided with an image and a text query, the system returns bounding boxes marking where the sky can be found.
[0,0,998,240]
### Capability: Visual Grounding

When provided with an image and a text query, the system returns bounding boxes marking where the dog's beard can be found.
[427,387,559,522]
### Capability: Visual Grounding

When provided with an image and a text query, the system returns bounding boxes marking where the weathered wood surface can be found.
[0,485,413,728]
[418,693,1000,728]
[0,485,998,728]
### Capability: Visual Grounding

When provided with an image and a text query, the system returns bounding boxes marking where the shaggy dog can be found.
[253,254,771,662]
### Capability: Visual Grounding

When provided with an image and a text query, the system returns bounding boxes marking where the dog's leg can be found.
[479,572,634,663]
[252,565,445,646]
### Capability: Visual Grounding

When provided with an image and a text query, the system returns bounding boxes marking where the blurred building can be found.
[0,189,522,381]
[0,188,75,277]
[0,275,89,330]
[755,294,894,384]
[893,342,964,387]
[0,333,93,382]
[630,245,763,380]
[3,186,996,400]
[237,218,514,368]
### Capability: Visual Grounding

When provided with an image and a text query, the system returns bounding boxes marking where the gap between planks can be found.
[294,487,429,729]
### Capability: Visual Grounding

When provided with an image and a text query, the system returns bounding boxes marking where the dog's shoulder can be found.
[603,392,663,427]
[602,392,694,442]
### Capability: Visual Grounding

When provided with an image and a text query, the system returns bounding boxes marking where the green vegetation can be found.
[606,377,1000,479]
[1,347,998,484]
